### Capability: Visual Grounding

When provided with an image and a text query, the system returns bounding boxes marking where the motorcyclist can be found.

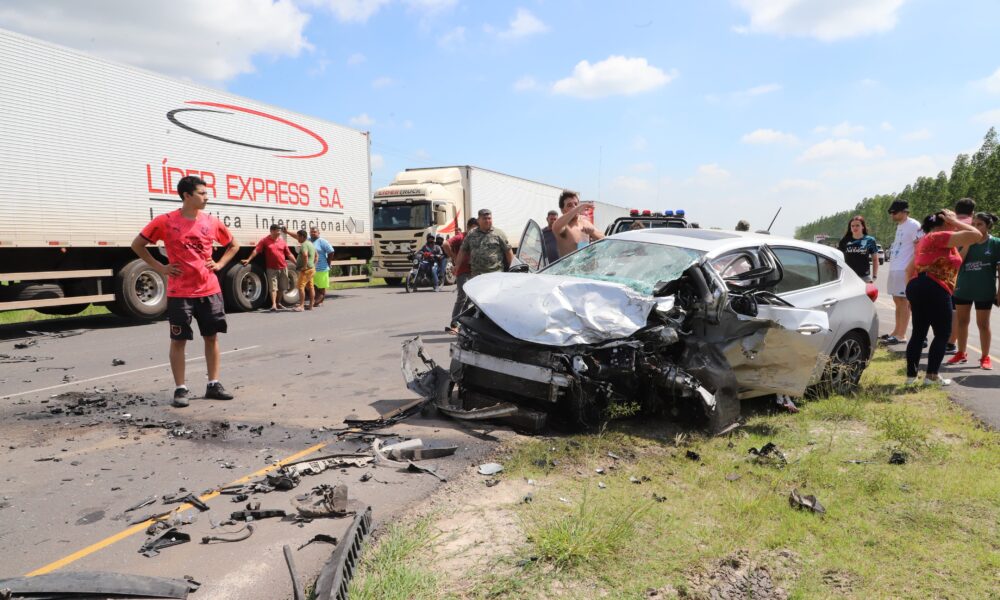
[435,235,448,289]
[417,233,444,291]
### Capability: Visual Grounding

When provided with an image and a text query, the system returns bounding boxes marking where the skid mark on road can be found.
[1,346,261,401]
[24,440,328,577]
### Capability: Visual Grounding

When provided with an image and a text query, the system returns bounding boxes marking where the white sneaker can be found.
[905,376,919,385]
[923,377,952,387]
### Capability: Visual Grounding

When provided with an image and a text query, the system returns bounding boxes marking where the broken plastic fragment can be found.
[685,450,701,461]
[788,488,826,514]
[477,463,503,476]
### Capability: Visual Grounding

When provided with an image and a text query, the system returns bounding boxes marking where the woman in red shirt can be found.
[905,209,984,385]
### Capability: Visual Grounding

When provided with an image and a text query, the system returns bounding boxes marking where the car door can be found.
[768,246,849,348]
[516,219,547,273]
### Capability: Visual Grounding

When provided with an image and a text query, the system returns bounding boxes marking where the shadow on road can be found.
[952,374,1000,389]
[0,313,156,342]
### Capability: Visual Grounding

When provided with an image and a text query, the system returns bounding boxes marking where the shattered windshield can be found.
[541,239,704,295]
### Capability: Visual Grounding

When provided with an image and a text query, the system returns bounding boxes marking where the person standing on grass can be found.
[130,175,239,408]
[947,212,1000,370]
[903,209,984,386]
[444,217,477,333]
[292,229,317,312]
[837,215,879,282]
[309,226,335,307]
[242,224,295,312]
[882,200,923,346]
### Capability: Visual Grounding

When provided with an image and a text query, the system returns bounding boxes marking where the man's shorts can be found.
[313,269,330,289]
[887,270,909,297]
[167,293,227,341]
[297,268,316,290]
[266,268,288,294]
[954,296,995,311]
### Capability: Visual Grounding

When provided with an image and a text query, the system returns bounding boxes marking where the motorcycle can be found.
[404,250,440,293]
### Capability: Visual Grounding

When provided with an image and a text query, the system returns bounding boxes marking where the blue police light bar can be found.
[663,210,674,216]
[676,209,686,217]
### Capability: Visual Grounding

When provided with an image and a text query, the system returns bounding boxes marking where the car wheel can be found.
[821,331,870,396]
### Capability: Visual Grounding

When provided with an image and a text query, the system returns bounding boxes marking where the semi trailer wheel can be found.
[223,263,269,312]
[112,259,168,319]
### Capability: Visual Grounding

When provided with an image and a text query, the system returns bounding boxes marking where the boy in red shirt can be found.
[131,176,240,407]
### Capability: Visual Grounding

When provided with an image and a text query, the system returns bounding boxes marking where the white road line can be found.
[1,345,261,401]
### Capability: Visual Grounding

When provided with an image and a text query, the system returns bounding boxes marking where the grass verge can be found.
[346,518,440,600]
[0,304,110,326]
[352,349,999,598]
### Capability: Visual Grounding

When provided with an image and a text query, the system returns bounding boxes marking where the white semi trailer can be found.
[0,28,373,319]
[371,166,565,285]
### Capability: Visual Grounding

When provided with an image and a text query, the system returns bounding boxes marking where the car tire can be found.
[112,259,168,320]
[223,263,269,312]
[817,331,870,396]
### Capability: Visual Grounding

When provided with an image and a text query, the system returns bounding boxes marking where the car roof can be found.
[610,228,844,261]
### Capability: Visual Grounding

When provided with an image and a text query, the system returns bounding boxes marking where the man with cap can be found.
[456,208,513,280]
[541,210,560,265]
[882,199,923,344]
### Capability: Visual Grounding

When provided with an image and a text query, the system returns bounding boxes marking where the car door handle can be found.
[797,324,824,335]
[822,298,838,308]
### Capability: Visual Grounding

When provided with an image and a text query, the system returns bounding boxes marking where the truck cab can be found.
[371,168,464,285]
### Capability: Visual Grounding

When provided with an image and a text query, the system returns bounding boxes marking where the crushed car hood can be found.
[463,272,658,346]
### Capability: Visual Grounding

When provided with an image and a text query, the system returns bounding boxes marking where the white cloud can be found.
[814,121,865,136]
[612,175,653,193]
[880,121,894,131]
[631,135,649,152]
[371,153,385,170]
[972,108,1000,125]
[349,113,375,127]
[974,67,1000,94]
[552,56,676,99]
[438,26,465,47]
[497,8,549,39]
[347,52,366,66]
[630,162,655,173]
[734,0,907,41]
[372,76,395,88]
[799,138,886,162]
[513,76,540,92]
[695,163,732,181]
[403,0,457,13]
[0,0,310,82]
[306,0,391,23]
[737,83,783,97]
[901,128,931,141]
[742,128,798,145]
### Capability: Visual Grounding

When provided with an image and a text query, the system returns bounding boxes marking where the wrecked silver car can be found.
[411,226,877,433]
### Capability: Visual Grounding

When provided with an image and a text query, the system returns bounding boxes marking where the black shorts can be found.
[167,293,228,340]
[953,297,995,311]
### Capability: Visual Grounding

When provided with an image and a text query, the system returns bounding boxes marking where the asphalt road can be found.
[873,271,999,429]
[0,285,502,599]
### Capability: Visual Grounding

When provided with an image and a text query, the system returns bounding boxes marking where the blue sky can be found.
[3,0,1000,235]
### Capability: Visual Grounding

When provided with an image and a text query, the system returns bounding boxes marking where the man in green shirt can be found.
[292,229,318,312]
[456,208,514,278]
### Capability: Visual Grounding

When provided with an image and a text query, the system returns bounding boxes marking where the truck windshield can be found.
[373,202,432,231]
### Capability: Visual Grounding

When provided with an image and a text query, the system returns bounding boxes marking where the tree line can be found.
[795,127,1000,245]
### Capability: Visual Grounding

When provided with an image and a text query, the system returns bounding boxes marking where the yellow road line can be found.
[25,441,329,576]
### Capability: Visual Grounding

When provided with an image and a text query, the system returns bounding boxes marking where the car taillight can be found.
[865,282,878,302]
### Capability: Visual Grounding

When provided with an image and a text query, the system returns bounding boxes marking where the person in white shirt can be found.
[882,200,923,345]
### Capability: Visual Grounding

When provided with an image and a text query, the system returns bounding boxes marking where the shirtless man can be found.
[552,190,604,257]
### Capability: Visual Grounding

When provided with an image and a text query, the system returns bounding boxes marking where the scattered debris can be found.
[313,507,372,600]
[889,451,907,465]
[13,339,37,349]
[284,544,306,600]
[651,493,667,503]
[484,479,500,487]
[0,354,53,364]
[788,489,826,515]
[359,472,372,483]
[0,572,195,599]
[607,451,621,461]
[124,496,158,513]
[595,467,605,474]
[598,482,607,489]
[139,528,191,557]
[726,473,742,482]
[111,358,126,366]
[25,329,87,339]
[749,442,787,467]
[298,533,338,550]
[407,461,446,482]
[284,454,373,477]
[385,440,458,461]
[477,463,503,476]
[231,507,286,521]
[292,484,351,518]
[201,524,254,544]
[685,450,701,461]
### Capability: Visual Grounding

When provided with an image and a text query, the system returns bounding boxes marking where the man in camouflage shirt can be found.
[456,208,514,278]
